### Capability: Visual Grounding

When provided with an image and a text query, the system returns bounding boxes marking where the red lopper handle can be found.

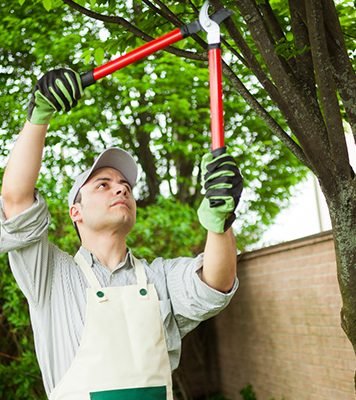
[81,28,184,88]
[208,46,225,155]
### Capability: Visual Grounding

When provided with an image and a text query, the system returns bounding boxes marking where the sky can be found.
[251,132,355,250]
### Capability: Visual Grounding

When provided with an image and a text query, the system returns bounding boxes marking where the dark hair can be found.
[74,190,82,204]
[73,190,82,240]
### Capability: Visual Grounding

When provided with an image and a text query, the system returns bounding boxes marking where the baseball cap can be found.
[68,147,138,207]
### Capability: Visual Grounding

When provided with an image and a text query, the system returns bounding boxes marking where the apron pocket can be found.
[90,386,167,399]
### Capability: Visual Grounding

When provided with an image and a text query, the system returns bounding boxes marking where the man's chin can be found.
[111,216,135,234]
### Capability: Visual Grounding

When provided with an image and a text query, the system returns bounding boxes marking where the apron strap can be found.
[74,252,109,303]
[74,252,102,290]
[132,256,148,293]
[74,251,148,298]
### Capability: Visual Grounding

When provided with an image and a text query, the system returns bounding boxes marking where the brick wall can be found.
[178,231,355,400]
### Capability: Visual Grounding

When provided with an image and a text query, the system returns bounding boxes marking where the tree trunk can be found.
[322,177,356,385]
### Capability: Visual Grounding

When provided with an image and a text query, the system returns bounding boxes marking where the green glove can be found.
[197,150,243,233]
[27,68,83,125]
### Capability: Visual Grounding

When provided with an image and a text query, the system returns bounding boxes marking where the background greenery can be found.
[0,0,354,397]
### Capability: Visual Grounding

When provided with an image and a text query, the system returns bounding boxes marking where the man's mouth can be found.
[110,199,129,209]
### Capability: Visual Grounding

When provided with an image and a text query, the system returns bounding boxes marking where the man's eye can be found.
[98,183,107,189]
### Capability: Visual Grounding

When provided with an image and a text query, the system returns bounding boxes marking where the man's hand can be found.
[27,68,83,125]
[198,151,243,233]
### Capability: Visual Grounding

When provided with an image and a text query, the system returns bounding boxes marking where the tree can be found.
[59,0,356,373]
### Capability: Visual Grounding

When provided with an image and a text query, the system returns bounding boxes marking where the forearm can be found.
[1,121,48,218]
[1,68,83,220]
[201,228,237,292]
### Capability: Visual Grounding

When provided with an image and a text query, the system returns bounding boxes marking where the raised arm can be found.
[1,69,83,219]
[197,151,243,292]
[2,122,48,218]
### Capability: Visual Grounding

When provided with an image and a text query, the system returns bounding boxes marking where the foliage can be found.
[240,384,257,400]
[239,383,286,400]
[0,0,355,397]
[0,254,46,399]
[128,196,206,262]
[0,0,309,254]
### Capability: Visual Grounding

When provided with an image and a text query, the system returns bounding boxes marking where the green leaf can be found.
[42,0,52,11]
[82,48,93,65]
[18,0,26,5]
[94,47,105,65]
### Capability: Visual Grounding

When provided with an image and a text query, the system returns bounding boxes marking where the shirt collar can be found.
[77,246,134,271]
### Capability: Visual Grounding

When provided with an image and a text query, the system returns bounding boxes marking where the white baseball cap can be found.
[68,147,138,207]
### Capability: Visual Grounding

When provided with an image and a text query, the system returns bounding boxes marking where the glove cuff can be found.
[27,90,55,124]
[224,212,236,231]
[27,109,54,125]
[198,198,235,233]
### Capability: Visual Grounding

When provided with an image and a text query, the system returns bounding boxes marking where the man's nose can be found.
[114,184,128,196]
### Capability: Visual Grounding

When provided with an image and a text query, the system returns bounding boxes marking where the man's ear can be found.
[69,204,82,223]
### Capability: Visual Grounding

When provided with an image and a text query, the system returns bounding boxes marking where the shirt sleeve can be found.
[0,191,53,306]
[0,190,50,253]
[162,254,239,338]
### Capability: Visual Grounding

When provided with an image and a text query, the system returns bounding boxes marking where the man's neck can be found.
[81,231,128,271]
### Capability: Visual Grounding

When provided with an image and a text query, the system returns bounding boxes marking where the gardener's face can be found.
[71,167,136,236]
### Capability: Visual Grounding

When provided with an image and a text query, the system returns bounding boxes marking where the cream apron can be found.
[49,252,173,400]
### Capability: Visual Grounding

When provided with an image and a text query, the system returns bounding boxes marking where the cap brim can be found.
[88,148,137,188]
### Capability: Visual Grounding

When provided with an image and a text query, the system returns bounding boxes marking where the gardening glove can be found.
[27,68,83,125]
[198,150,243,233]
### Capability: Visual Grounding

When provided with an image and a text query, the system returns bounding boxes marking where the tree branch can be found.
[61,0,204,62]
[323,0,356,142]
[258,0,296,73]
[207,0,314,169]
[258,1,284,42]
[288,0,317,98]
[148,0,183,25]
[135,125,160,202]
[0,351,20,361]
[141,1,245,67]
[211,1,287,104]
[258,0,299,71]
[143,0,208,50]
[232,0,335,178]
[187,0,200,14]
[221,60,313,170]
[305,0,351,179]
[62,0,148,39]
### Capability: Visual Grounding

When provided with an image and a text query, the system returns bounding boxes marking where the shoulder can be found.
[48,244,82,279]
[133,254,204,273]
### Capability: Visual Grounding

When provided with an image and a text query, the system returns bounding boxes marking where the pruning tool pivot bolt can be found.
[199,1,221,45]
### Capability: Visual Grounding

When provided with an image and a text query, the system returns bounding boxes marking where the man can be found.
[0,69,243,399]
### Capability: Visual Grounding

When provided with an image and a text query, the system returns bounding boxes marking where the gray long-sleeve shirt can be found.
[0,192,238,396]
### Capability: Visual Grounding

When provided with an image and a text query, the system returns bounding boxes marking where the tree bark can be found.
[288,0,317,98]
[323,178,356,378]
[323,0,356,141]
[235,0,333,178]
[305,0,351,180]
